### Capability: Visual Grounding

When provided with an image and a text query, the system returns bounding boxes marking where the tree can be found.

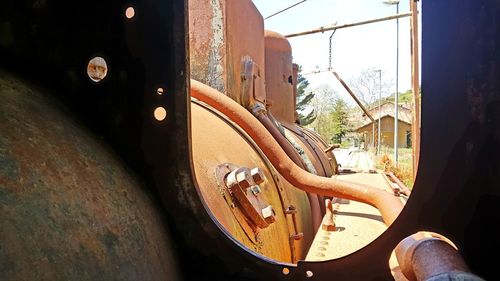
[349,67,393,107]
[330,99,349,144]
[305,84,352,144]
[307,85,337,141]
[296,66,316,125]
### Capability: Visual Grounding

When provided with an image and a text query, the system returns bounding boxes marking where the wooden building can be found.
[354,102,412,149]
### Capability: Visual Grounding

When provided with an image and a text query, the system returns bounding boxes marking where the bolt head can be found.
[235,170,251,188]
[249,185,261,195]
[322,223,336,232]
[262,205,276,224]
[250,168,265,185]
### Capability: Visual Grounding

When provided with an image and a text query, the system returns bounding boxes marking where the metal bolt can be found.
[250,168,265,185]
[290,233,304,240]
[235,170,251,188]
[392,185,401,196]
[322,223,336,232]
[249,185,261,195]
[261,205,276,224]
[285,205,297,215]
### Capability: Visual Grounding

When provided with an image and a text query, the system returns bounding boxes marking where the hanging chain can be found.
[328,29,336,70]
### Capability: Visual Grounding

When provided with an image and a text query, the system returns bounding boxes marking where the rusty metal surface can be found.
[190,99,314,263]
[305,172,394,262]
[395,232,479,281]
[302,128,339,174]
[189,0,265,108]
[191,80,404,228]
[0,71,181,281]
[386,172,411,197]
[226,0,266,107]
[282,122,336,177]
[188,0,227,93]
[292,63,299,123]
[264,30,295,124]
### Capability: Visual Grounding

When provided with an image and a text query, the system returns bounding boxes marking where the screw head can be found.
[235,170,251,188]
[249,185,261,195]
[250,168,265,185]
[262,205,276,224]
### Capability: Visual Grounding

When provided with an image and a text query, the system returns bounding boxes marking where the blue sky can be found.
[252,0,421,99]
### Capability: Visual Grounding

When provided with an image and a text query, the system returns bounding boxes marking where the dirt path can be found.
[333,148,375,171]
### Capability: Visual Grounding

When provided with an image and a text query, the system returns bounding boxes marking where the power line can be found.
[265,0,308,20]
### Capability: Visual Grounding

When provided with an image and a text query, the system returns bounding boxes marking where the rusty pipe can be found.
[386,172,411,197]
[260,107,309,171]
[395,232,482,281]
[259,109,325,229]
[260,107,323,230]
[190,80,403,226]
[324,144,341,154]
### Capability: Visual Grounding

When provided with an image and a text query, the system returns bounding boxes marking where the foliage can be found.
[330,99,349,143]
[376,148,414,188]
[348,67,394,107]
[306,85,350,144]
[296,65,316,125]
[398,89,413,104]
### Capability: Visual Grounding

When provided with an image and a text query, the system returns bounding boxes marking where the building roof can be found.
[354,101,412,131]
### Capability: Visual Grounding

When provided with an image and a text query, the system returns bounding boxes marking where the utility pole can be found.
[375,69,382,155]
[383,0,400,165]
[395,2,400,165]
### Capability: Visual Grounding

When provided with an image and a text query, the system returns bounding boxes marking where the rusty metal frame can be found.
[1,0,497,280]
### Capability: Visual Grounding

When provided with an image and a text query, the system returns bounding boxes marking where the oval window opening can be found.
[87,56,108,83]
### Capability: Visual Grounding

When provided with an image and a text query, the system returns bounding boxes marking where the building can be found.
[354,101,412,149]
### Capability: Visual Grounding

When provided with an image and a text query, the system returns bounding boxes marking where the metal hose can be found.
[395,232,483,281]
[190,80,403,226]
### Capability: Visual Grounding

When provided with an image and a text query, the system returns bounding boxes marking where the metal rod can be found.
[372,123,376,149]
[394,3,400,166]
[386,172,411,196]
[410,0,420,179]
[377,70,382,155]
[264,0,307,20]
[331,71,375,122]
[284,12,412,38]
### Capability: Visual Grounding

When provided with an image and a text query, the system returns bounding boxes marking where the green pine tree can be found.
[296,66,316,125]
[330,99,349,144]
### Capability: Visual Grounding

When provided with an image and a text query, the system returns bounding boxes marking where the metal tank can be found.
[191,99,314,263]
[264,30,338,178]
[0,70,181,281]
[188,0,315,263]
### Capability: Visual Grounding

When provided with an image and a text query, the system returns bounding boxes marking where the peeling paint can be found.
[208,0,225,92]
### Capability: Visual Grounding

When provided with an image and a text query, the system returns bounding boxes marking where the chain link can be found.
[328,29,336,70]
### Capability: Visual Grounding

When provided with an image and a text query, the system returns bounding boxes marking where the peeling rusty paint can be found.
[208,0,225,92]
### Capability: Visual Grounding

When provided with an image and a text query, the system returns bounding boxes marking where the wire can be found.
[264,0,308,20]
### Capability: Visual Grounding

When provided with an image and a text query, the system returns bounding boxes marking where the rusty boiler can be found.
[187,0,404,264]
[1,0,497,280]
[189,0,316,262]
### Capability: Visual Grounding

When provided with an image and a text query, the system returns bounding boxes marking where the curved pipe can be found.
[395,232,478,281]
[259,108,309,172]
[190,80,403,226]
[262,112,325,229]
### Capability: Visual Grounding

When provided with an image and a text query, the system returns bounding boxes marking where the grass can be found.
[374,147,414,189]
